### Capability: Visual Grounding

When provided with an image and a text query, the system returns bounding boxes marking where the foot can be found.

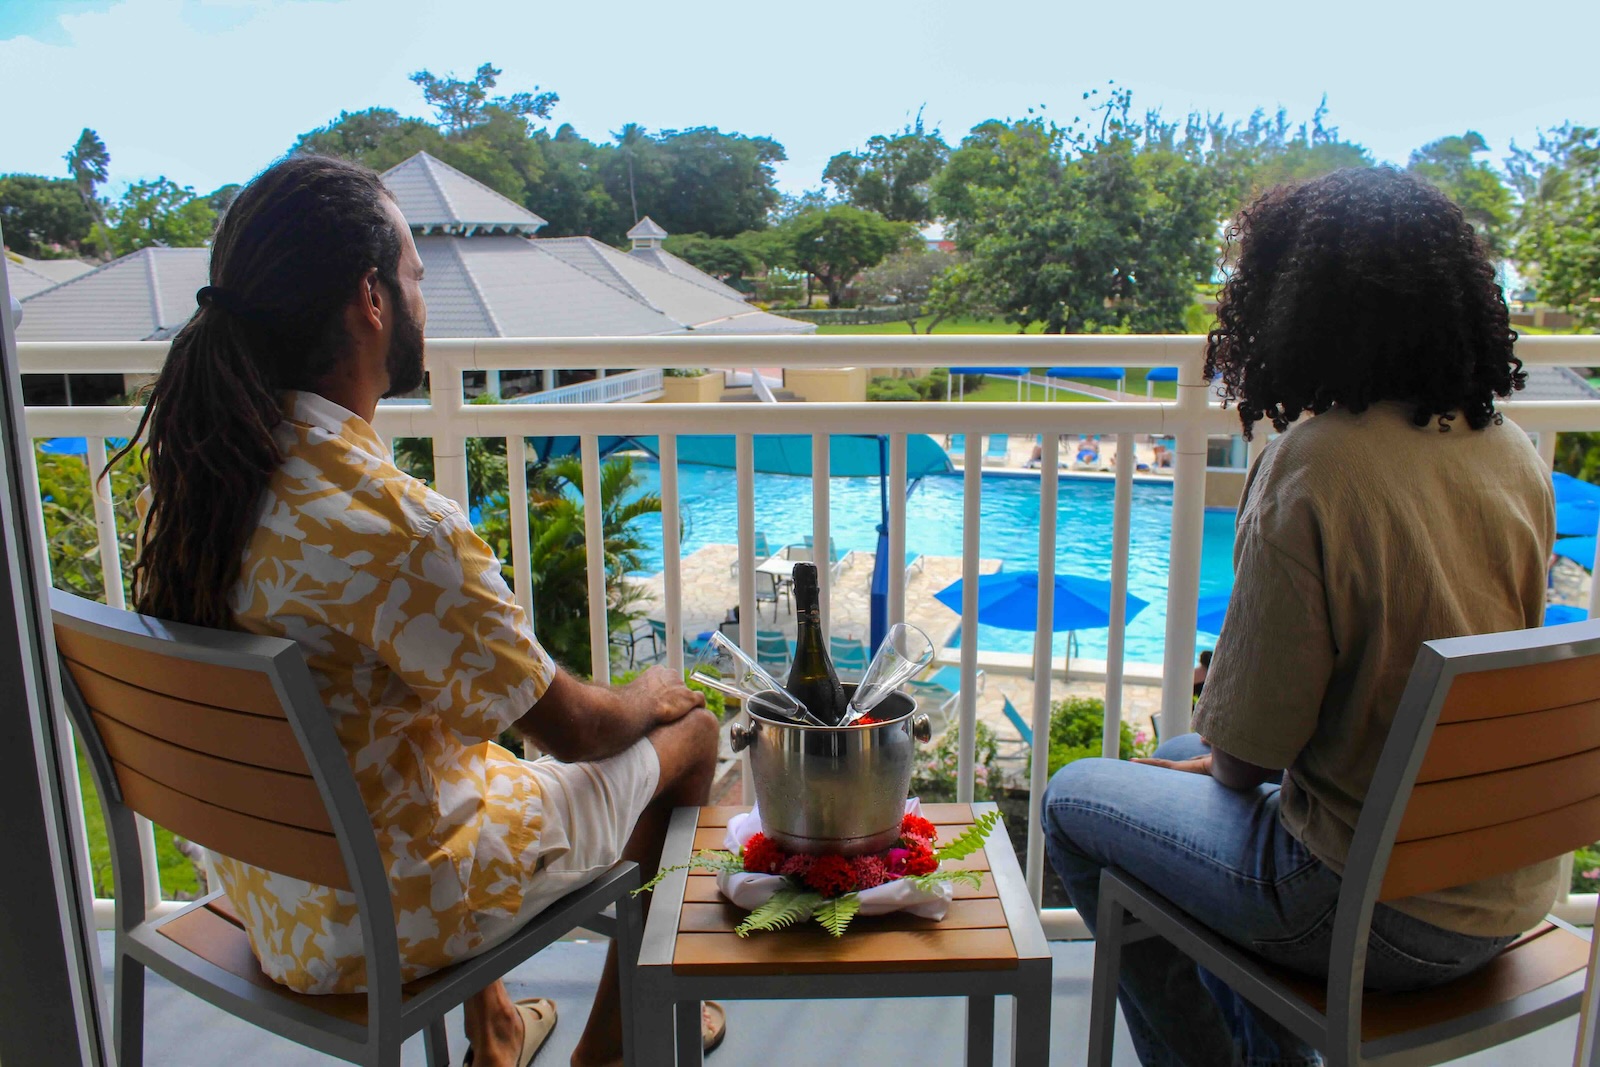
[464,998,556,1067]
[571,1001,725,1066]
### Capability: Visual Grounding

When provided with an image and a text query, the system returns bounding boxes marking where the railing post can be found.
[85,438,123,611]
[887,433,907,631]
[812,433,830,641]
[1027,432,1060,904]
[957,434,982,804]
[1159,362,1208,740]
[581,434,608,684]
[660,436,684,672]
[736,434,756,804]
[1103,432,1135,758]
[506,434,533,622]
[428,345,470,512]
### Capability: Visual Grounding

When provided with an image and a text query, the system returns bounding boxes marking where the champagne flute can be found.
[842,623,936,725]
[689,631,824,726]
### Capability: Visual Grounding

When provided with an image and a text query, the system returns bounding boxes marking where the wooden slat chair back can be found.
[1089,619,1600,1067]
[53,589,640,1067]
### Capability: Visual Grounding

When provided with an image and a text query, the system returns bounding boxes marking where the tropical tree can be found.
[854,247,959,330]
[63,128,110,225]
[475,454,661,673]
[104,178,217,256]
[1508,123,1600,326]
[1407,132,1514,256]
[662,232,764,285]
[940,92,1224,333]
[771,205,916,307]
[823,112,950,223]
[0,174,95,256]
[409,62,558,134]
[613,122,649,223]
[36,445,144,604]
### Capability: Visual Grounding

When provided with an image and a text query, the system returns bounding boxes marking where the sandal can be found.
[702,1000,727,1054]
[461,997,557,1067]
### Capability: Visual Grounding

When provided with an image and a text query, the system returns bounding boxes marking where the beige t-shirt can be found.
[1193,402,1559,937]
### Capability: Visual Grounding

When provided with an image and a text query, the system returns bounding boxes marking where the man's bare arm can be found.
[514,666,705,763]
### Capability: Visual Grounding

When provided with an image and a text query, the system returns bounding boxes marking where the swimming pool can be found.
[627,462,1236,666]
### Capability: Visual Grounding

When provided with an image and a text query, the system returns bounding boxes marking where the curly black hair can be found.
[1204,166,1523,439]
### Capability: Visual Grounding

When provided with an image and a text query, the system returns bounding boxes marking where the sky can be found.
[3,0,1598,203]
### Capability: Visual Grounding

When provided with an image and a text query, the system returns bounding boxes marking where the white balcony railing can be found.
[19,333,1600,936]
[510,367,664,405]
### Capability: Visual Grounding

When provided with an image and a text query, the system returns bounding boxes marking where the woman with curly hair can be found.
[1043,167,1556,1066]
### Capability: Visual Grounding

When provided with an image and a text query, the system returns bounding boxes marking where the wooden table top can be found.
[657,802,1044,976]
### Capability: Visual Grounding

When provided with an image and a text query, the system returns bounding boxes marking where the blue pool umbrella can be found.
[1557,499,1600,537]
[1554,472,1600,506]
[1554,537,1598,570]
[1197,592,1231,634]
[1545,604,1589,626]
[1045,366,1126,382]
[934,571,1149,633]
[1145,367,1179,382]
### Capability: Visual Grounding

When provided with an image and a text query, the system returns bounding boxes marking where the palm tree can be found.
[64,128,110,225]
[612,123,648,223]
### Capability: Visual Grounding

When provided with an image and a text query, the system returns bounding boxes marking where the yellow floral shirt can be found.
[217,390,555,994]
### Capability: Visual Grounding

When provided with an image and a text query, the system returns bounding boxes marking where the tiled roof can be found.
[381,152,547,235]
[13,254,94,284]
[540,237,813,334]
[5,259,64,300]
[1521,366,1600,401]
[627,246,752,302]
[16,247,210,341]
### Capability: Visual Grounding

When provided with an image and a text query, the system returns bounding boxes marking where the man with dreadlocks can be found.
[114,154,724,1067]
[1041,168,1558,1066]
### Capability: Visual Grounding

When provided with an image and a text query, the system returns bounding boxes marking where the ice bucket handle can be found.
[912,714,932,743]
[730,719,759,753]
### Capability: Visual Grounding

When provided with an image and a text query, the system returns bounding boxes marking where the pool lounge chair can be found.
[906,663,987,731]
[905,551,925,581]
[754,629,792,675]
[828,634,871,683]
[649,618,710,662]
[786,535,851,580]
[729,531,774,577]
[1002,695,1033,746]
[983,433,1010,466]
[946,433,966,456]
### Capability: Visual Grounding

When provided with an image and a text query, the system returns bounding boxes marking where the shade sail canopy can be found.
[948,366,1030,377]
[1046,366,1126,381]
[522,433,952,478]
[1554,536,1598,570]
[933,571,1148,632]
[1145,367,1179,382]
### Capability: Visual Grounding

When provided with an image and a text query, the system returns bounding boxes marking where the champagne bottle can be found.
[785,562,847,725]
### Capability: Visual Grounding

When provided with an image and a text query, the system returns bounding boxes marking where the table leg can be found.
[633,973,677,1067]
[675,1001,703,1066]
[965,995,995,1066]
[1011,959,1053,1066]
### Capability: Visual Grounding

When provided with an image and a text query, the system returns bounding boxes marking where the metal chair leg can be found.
[615,885,643,1065]
[1012,959,1053,1066]
[422,1017,450,1067]
[1086,890,1126,1067]
[114,949,145,1067]
[675,1001,702,1066]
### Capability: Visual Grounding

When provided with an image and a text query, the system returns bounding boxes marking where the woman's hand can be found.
[1131,754,1214,776]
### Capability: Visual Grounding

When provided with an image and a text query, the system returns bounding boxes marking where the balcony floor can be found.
[99,932,1574,1065]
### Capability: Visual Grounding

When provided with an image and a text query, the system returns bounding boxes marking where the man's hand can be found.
[622,665,706,725]
[1131,754,1214,776]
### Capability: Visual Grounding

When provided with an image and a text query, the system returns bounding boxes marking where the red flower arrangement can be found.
[735,811,949,899]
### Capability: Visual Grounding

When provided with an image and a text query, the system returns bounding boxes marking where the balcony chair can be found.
[727,531,774,578]
[827,634,871,683]
[1088,618,1600,1067]
[983,433,1011,466]
[754,629,792,675]
[51,589,642,1067]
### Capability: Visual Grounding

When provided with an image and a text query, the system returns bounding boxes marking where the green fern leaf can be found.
[905,869,985,893]
[814,894,862,937]
[934,810,1000,862]
[633,849,745,895]
[736,888,821,937]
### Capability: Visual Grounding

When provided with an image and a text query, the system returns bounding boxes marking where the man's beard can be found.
[382,297,426,398]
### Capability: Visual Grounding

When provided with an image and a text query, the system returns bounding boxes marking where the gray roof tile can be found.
[17,247,209,341]
[382,152,547,235]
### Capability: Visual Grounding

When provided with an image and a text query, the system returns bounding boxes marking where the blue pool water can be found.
[627,463,1236,666]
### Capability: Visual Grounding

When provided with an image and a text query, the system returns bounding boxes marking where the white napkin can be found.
[715,798,953,919]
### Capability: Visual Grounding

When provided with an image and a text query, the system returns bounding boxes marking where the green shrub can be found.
[1040,696,1143,777]
[867,378,921,402]
[1573,844,1600,895]
[911,720,1003,802]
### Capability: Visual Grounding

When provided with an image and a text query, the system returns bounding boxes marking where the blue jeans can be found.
[1043,735,1515,1067]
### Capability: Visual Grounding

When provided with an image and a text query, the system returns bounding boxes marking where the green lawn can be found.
[76,745,200,899]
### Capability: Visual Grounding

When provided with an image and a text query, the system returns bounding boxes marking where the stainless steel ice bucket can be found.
[727,685,933,855]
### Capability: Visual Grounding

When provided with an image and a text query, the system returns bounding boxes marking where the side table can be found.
[635,802,1052,1065]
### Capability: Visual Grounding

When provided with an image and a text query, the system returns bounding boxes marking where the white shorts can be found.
[472,736,661,950]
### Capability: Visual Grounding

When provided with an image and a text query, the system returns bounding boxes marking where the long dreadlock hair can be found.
[109,155,402,628]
